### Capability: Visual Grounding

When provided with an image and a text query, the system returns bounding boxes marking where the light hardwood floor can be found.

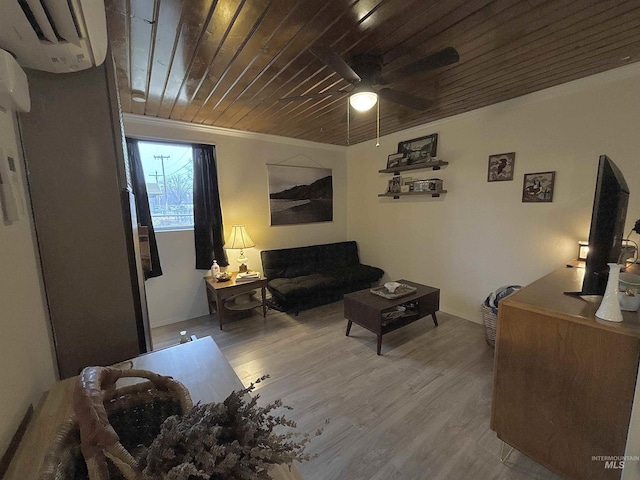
[152,302,561,480]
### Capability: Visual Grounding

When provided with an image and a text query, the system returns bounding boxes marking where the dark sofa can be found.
[260,241,384,313]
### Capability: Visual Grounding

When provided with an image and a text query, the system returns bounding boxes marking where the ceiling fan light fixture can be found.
[131,91,147,103]
[349,91,378,112]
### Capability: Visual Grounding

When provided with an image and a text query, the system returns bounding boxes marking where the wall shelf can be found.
[378,190,447,199]
[378,160,448,174]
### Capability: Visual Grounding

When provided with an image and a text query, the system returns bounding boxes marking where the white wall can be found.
[124,117,348,327]
[347,63,640,324]
[144,230,208,328]
[0,108,56,456]
[625,374,640,480]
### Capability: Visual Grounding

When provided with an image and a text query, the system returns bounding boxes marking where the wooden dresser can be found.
[491,264,640,480]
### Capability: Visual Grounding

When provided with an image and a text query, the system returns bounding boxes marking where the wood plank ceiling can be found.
[104,0,640,146]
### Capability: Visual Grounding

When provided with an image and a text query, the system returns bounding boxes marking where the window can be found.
[138,141,194,231]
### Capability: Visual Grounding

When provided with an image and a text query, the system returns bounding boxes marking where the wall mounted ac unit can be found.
[0,48,30,112]
[0,0,107,74]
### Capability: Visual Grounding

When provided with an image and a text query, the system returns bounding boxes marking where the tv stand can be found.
[562,259,614,296]
[491,264,640,480]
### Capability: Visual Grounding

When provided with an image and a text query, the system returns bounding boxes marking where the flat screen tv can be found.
[569,155,630,296]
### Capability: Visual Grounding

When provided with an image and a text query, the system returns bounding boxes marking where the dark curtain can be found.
[193,144,228,269]
[126,138,163,279]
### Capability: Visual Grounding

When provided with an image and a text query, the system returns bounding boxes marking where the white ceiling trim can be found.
[122,113,347,152]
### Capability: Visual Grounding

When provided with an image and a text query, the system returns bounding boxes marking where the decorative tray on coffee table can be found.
[370,284,417,299]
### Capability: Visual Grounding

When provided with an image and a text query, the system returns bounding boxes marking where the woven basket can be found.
[481,303,498,347]
[39,367,193,480]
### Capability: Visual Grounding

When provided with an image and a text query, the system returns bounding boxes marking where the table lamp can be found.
[224,225,256,273]
[578,241,589,261]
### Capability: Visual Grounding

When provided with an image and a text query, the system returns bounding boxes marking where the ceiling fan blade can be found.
[279,90,347,102]
[384,47,459,83]
[309,46,361,83]
[378,88,433,110]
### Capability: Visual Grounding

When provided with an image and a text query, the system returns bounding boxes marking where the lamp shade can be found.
[224,225,256,250]
[578,241,589,261]
[349,91,378,112]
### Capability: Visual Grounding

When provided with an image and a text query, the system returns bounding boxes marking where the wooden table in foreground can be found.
[205,272,268,329]
[4,337,303,480]
[344,279,440,355]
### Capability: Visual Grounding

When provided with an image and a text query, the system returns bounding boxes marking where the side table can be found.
[205,272,268,330]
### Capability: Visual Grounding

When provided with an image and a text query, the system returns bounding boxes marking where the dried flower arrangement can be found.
[139,375,323,480]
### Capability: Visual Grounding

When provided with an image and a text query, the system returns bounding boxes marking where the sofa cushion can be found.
[327,264,385,288]
[280,265,311,278]
[268,274,338,301]
[261,241,361,279]
[316,241,360,267]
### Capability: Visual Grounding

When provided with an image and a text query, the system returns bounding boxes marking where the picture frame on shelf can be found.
[386,153,405,169]
[402,177,414,192]
[387,176,402,194]
[522,171,555,203]
[487,152,515,182]
[397,133,438,164]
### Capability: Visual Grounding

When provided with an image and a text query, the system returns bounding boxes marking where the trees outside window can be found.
[138,141,194,230]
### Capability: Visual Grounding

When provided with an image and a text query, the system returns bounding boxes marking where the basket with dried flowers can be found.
[39,368,320,480]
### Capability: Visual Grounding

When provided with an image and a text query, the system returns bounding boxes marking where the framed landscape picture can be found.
[487,152,515,182]
[522,171,555,203]
[397,133,438,164]
[267,165,333,225]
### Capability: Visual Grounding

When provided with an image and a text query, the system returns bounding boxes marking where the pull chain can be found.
[376,100,380,147]
[346,99,350,146]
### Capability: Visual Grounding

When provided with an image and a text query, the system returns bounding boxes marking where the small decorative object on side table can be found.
[215,271,231,282]
[205,271,268,330]
[235,270,261,282]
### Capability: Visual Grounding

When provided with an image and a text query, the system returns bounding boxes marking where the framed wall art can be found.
[267,165,333,225]
[397,133,438,164]
[487,152,515,182]
[522,171,555,203]
[386,153,405,169]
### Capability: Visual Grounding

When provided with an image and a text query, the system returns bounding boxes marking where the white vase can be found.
[595,263,623,322]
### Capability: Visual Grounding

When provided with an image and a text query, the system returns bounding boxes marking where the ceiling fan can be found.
[280,46,460,112]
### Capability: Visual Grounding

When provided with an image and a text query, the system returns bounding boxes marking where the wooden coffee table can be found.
[344,279,440,355]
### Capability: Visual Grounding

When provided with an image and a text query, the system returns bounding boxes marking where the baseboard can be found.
[149,308,211,328]
[0,404,34,477]
[441,308,483,325]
